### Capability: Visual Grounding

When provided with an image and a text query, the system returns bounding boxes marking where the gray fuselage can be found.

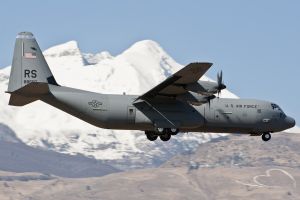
[41,85,295,134]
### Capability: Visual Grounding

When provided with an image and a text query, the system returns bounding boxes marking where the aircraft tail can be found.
[7,32,59,106]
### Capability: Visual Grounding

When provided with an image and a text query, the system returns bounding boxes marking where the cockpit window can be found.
[271,103,282,111]
[271,103,286,118]
[280,112,286,118]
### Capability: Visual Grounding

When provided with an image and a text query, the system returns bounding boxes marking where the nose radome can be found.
[285,116,296,128]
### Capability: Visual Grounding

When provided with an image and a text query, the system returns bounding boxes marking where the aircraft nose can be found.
[285,116,296,128]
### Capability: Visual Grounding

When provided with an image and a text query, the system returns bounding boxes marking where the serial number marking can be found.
[225,104,258,109]
[23,80,37,84]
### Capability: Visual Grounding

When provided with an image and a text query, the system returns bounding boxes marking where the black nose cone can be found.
[285,116,295,128]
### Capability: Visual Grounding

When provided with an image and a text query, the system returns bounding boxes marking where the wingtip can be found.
[188,62,213,66]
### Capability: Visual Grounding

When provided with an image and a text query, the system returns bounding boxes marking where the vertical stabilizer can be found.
[7,32,59,93]
[7,32,59,106]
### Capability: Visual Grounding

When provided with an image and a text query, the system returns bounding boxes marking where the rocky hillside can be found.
[0,132,299,200]
[162,132,300,169]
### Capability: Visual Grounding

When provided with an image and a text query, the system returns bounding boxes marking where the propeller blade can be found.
[216,70,225,97]
[207,95,216,108]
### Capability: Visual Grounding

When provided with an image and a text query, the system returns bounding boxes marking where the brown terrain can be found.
[0,132,300,200]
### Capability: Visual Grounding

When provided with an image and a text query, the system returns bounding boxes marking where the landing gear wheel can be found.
[146,134,158,141]
[160,134,171,141]
[145,131,158,141]
[170,128,179,135]
[262,132,271,141]
[156,128,164,133]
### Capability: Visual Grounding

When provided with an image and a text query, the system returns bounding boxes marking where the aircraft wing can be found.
[136,62,212,101]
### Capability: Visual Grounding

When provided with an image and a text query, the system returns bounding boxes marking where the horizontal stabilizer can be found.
[7,82,50,97]
[8,94,37,106]
[6,82,50,106]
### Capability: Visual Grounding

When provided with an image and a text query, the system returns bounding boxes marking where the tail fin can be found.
[7,32,59,106]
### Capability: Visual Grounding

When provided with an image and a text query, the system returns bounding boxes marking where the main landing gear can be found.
[262,132,271,141]
[145,128,179,141]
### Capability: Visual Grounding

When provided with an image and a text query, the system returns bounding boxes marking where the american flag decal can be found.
[24,52,37,59]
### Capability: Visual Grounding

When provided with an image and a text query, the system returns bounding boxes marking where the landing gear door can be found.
[214,107,233,127]
[127,106,136,124]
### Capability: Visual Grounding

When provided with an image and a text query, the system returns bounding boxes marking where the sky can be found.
[0,0,299,123]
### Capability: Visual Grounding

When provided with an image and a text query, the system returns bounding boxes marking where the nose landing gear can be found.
[262,132,271,141]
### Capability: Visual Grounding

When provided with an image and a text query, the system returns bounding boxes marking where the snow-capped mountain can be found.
[0,39,250,170]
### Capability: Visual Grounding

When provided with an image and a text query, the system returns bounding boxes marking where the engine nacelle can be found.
[185,81,219,96]
[176,91,215,106]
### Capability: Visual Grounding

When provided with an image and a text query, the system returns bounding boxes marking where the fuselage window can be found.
[129,109,134,114]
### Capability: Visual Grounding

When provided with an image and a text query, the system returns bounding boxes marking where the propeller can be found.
[216,70,226,97]
[207,95,216,109]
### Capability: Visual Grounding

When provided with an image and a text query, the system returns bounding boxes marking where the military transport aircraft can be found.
[6,32,295,142]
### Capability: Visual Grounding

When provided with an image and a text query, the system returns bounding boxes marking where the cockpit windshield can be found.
[271,103,282,111]
[271,103,286,118]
